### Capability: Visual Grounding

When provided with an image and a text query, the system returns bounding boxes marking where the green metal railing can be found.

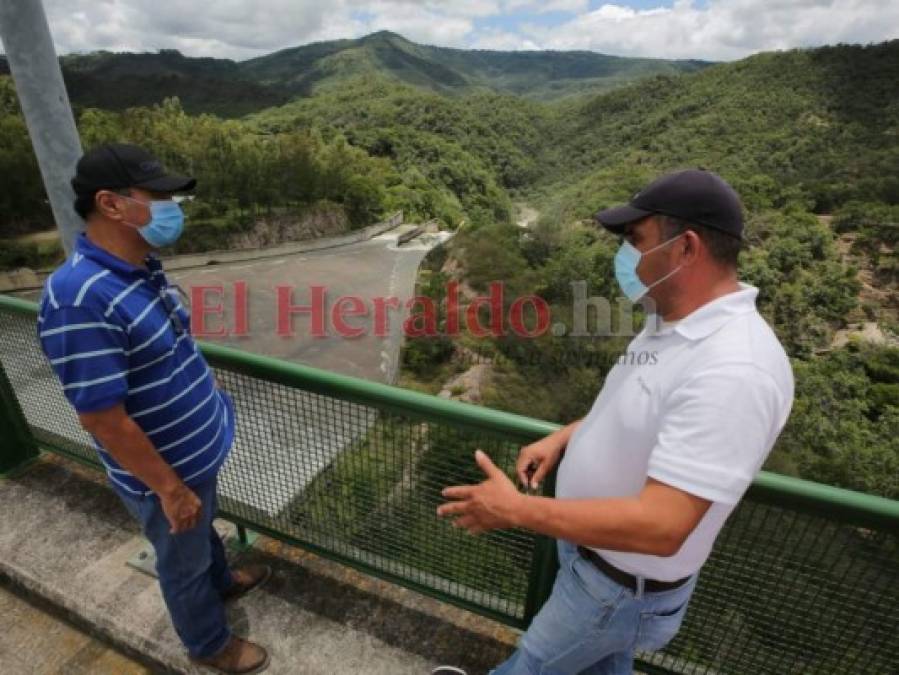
[1,293,897,673]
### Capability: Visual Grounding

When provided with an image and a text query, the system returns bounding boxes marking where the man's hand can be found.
[437,450,525,535]
[516,435,565,490]
[79,404,201,527]
[159,484,202,534]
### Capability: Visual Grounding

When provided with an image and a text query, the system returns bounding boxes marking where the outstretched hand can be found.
[436,450,525,535]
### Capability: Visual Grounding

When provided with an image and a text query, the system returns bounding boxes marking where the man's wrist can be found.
[156,477,186,500]
[511,492,539,530]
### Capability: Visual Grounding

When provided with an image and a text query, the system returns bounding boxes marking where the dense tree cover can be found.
[535,41,899,219]
[772,343,898,497]
[0,81,464,260]
[0,78,49,235]
[77,98,392,228]
[0,74,536,253]
[248,75,555,224]
[61,51,288,118]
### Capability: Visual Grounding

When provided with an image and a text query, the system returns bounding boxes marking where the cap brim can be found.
[135,174,196,193]
[593,204,652,234]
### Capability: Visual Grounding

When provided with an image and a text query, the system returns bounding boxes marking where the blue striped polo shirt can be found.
[37,233,234,496]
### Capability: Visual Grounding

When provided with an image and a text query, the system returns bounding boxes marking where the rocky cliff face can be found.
[227,202,350,250]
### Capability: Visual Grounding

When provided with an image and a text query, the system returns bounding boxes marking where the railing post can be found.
[0,359,39,474]
[522,468,559,625]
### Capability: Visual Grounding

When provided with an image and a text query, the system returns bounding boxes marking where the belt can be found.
[576,546,691,593]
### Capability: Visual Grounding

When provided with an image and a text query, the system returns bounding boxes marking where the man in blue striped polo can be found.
[38,144,270,674]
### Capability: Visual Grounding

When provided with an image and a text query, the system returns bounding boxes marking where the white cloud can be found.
[359,1,478,47]
[523,0,899,60]
[7,0,897,62]
[504,0,591,13]
[31,0,500,59]
[469,29,542,51]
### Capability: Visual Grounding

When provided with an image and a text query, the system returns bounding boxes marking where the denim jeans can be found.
[116,475,234,659]
[492,540,698,675]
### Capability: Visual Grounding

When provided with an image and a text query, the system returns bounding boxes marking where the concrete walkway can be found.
[0,455,518,675]
[0,583,150,674]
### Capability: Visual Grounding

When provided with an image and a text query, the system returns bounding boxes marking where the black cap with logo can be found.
[71,143,196,195]
[594,169,744,240]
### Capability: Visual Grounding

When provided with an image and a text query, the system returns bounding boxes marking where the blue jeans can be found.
[492,540,698,675]
[116,476,234,659]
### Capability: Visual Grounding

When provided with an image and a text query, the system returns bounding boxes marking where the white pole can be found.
[0,0,83,254]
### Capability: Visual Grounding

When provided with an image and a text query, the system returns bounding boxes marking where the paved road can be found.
[168,226,450,383]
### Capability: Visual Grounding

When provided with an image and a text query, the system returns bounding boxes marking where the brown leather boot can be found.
[192,635,270,674]
[222,564,272,602]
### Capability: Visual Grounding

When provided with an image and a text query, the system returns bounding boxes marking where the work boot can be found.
[222,564,272,602]
[193,635,270,674]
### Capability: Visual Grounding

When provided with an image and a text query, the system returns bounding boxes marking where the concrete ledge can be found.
[0,455,517,674]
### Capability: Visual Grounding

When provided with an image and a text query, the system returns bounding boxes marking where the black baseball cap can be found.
[594,169,743,239]
[71,143,196,195]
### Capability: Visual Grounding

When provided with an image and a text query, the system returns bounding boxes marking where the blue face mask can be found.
[121,197,185,248]
[614,234,684,302]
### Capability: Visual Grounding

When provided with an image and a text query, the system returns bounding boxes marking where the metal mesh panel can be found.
[2,300,897,671]
[214,366,538,621]
[643,500,899,674]
[1,309,99,467]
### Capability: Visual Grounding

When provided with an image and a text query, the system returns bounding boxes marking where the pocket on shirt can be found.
[611,371,660,436]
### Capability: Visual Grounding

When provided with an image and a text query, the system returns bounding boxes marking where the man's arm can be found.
[438,451,711,557]
[79,404,201,533]
[514,478,711,556]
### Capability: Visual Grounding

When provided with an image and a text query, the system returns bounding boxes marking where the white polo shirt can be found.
[556,284,794,581]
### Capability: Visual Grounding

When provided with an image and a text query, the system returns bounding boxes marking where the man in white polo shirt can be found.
[437,169,794,674]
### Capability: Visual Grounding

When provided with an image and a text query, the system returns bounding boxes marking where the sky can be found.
[6,0,899,62]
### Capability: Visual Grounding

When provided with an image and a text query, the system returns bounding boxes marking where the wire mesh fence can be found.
[213,364,541,622]
[1,294,897,673]
[641,499,898,673]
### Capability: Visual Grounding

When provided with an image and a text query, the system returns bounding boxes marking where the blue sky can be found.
[477,1,679,33]
[18,1,899,62]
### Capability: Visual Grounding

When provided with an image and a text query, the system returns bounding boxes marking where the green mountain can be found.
[0,50,287,117]
[0,31,709,115]
[63,50,289,117]
[239,30,709,100]
[248,39,899,220]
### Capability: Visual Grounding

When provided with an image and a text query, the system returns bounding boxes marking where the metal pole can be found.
[0,0,83,254]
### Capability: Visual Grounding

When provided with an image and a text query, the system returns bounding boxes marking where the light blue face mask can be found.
[121,196,185,248]
[614,234,685,302]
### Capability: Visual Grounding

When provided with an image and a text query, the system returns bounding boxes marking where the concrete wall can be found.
[0,211,404,293]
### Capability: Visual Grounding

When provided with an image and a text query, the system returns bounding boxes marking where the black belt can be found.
[577,546,691,593]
